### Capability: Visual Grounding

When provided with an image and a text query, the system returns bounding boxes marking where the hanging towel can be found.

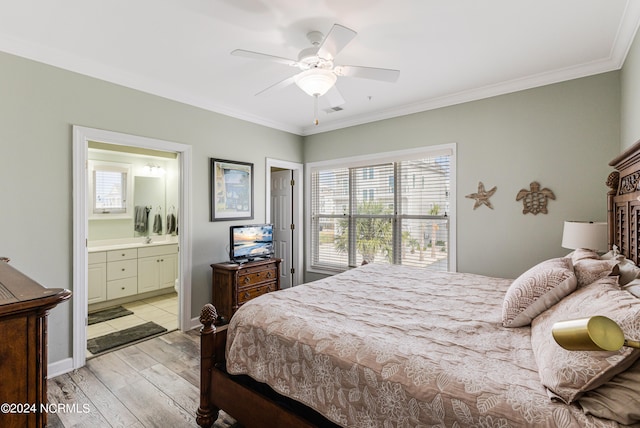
[134,206,148,233]
[166,213,177,235]
[153,213,163,234]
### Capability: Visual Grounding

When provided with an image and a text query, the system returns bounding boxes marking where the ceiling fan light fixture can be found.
[294,69,337,97]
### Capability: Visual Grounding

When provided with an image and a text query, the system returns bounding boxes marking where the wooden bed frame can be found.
[607,139,640,263]
[196,304,338,428]
[196,138,640,428]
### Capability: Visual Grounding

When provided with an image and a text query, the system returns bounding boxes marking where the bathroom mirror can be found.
[134,176,165,236]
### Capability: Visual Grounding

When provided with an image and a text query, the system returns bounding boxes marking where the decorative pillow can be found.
[578,358,640,424]
[623,279,640,298]
[530,276,640,404]
[570,248,600,262]
[599,253,640,286]
[572,258,618,288]
[501,258,577,328]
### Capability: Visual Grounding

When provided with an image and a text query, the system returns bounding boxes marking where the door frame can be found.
[72,125,192,369]
[265,158,303,287]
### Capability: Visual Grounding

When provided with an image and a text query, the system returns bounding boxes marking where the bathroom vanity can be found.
[88,239,178,308]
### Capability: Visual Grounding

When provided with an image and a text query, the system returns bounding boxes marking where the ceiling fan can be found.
[231,23,400,125]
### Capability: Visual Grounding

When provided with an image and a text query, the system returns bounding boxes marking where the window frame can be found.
[88,160,133,219]
[305,143,457,276]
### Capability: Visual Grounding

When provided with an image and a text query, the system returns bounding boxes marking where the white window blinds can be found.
[89,161,131,216]
[309,146,453,273]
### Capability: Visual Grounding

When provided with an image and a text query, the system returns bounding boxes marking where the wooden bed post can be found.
[197,304,218,428]
[606,170,620,251]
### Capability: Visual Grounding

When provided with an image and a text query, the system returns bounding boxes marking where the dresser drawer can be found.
[107,277,137,300]
[107,259,137,281]
[137,244,178,258]
[237,281,277,305]
[88,251,106,264]
[238,267,277,287]
[107,248,138,262]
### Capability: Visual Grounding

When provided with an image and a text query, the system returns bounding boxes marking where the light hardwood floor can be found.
[47,329,238,428]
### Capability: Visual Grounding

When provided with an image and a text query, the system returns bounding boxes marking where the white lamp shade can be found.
[561,221,607,252]
[294,69,337,97]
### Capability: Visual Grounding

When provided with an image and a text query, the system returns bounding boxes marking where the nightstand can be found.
[211,258,281,323]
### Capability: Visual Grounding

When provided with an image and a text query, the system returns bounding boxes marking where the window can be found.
[89,161,132,217]
[307,144,455,273]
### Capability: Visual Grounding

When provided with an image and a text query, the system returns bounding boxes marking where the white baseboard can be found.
[49,357,74,378]
[50,321,201,379]
[189,316,202,330]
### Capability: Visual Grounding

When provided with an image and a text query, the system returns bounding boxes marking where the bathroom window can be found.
[89,161,132,217]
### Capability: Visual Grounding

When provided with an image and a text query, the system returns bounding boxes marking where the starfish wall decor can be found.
[466,181,497,209]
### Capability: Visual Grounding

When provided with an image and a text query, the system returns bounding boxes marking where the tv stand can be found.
[211,258,281,323]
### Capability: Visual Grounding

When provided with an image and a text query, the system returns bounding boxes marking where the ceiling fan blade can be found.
[324,85,345,108]
[334,65,400,82]
[317,24,357,60]
[231,49,301,68]
[255,75,297,96]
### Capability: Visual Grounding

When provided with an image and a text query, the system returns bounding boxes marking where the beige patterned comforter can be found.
[226,263,621,428]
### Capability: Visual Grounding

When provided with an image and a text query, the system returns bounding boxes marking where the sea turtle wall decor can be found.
[465,181,497,209]
[516,181,555,215]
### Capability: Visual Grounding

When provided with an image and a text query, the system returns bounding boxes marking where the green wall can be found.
[304,73,621,280]
[0,52,303,363]
[622,27,640,150]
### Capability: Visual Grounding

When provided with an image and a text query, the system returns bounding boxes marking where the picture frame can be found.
[210,158,254,221]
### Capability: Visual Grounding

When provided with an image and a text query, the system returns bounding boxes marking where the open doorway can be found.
[72,126,192,369]
[266,159,303,288]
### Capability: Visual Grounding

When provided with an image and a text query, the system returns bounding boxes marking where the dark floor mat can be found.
[88,305,133,325]
[87,322,167,354]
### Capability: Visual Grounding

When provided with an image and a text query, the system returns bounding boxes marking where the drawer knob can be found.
[121,268,125,271]
[244,277,250,284]
[243,292,250,299]
[266,272,272,278]
[122,253,125,256]
[121,287,125,290]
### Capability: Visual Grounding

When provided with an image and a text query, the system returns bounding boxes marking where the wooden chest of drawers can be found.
[0,261,71,428]
[211,258,281,323]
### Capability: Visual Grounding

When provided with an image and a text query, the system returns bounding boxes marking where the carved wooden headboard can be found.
[608,139,640,264]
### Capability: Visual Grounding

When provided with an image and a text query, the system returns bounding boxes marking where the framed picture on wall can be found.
[210,158,254,221]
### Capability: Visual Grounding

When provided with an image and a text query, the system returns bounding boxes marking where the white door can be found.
[271,169,293,288]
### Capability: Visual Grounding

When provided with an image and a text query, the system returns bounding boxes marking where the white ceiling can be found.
[1,1,639,136]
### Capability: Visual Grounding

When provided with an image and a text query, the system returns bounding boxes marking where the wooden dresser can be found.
[211,258,281,323]
[0,261,71,428]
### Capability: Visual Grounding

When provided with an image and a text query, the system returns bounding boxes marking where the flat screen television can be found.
[229,224,274,263]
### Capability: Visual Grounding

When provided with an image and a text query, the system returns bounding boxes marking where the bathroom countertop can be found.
[88,237,178,253]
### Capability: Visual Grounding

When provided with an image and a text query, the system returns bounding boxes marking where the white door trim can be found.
[265,158,303,286]
[72,125,192,370]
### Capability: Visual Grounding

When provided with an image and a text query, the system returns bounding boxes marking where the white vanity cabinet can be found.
[87,251,107,304]
[106,248,138,300]
[88,243,178,305]
[137,244,178,293]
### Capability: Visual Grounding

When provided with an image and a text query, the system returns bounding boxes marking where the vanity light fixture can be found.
[145,163,165,177]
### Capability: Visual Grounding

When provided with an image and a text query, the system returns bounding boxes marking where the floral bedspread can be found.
[226,263,619,428]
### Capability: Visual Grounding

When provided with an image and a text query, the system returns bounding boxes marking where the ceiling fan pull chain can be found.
[314,94,319,126]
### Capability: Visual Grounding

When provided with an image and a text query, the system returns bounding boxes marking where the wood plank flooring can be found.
[47,329,239,428]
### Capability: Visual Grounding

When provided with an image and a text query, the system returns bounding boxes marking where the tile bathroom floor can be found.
[86,292,178,358]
